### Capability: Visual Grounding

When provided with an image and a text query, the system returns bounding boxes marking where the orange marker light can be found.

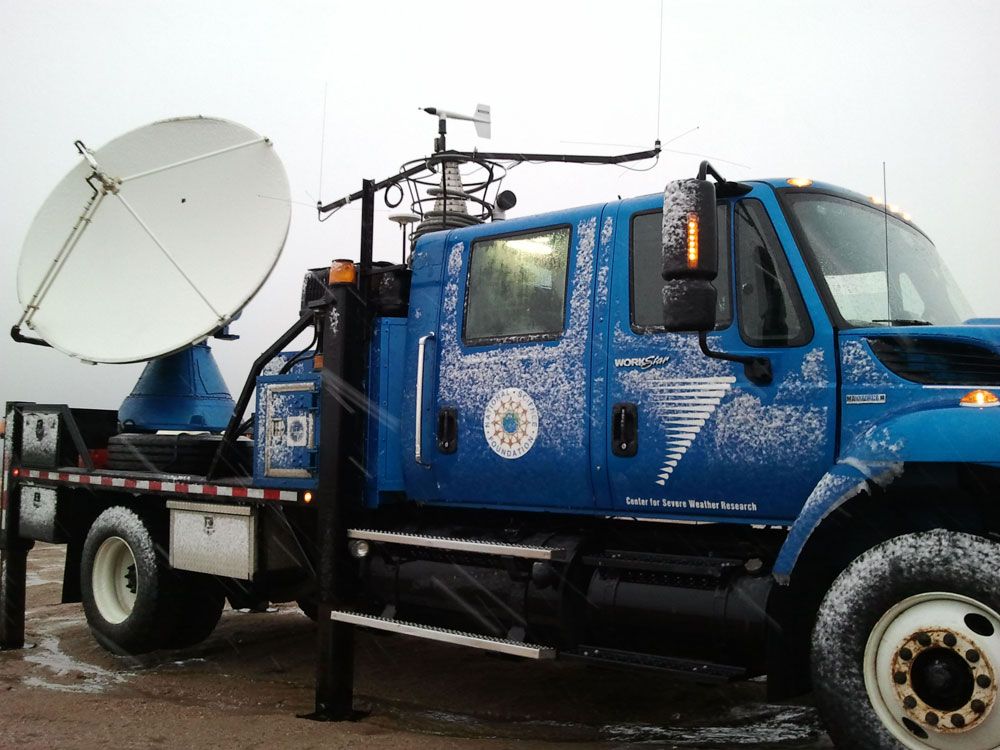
[303,491,313,504]
[12,468,20,477]
[328,259,357,285]
[0,417,5,438]
[960,389,1000,408]
[686,213,699,269]
[787,177,813,188]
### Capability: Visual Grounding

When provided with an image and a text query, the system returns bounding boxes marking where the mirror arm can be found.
[697,330,772,386]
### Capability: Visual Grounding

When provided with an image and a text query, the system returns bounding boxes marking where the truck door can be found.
[604,188,836,523]
[413,207,602,510]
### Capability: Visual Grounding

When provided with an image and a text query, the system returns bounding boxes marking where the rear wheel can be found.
[812,530,1000,750]
[81,507,177,655]
[165,573,226,649]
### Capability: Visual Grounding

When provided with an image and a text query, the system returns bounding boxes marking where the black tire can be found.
[297,598,318,622]
[107,434,252,475]
[811,529,1000,749]
[81,506,178,655]
[163,572,226,649]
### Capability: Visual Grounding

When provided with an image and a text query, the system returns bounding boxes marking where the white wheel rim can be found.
[92,536,138,624]
[863,592,1000,750]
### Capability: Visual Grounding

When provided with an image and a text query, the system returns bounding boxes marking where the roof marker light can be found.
[787,177,813,187]
[960,389,1000,408]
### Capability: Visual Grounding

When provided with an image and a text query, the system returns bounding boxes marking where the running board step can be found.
[347,529,567,561]
[564,645,746,683]
[329,610,556,659]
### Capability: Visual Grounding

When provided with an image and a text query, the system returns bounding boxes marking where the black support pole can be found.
[308,283,366,721]
[358,178,375,314]
[0,406,32,650]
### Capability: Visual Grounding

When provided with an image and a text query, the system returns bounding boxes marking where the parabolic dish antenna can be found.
[16,116,291,364]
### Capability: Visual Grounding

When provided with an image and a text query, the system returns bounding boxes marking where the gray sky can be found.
[2,0,999,410]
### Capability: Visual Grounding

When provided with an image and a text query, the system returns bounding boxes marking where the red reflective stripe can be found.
[124,479,137,489]
[261,489,281,501]
[202,485,217,496]
[231,487,248,498]
[175,483,188,493]
[148,481,162,491]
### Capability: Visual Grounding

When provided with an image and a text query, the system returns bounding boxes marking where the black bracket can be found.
[10,326,51,349]
[698,331,772,386]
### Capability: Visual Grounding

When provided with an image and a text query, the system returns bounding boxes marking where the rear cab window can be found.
[463,226,572,345]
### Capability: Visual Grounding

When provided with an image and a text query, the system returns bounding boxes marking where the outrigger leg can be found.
[305,189,371,720]
[1,407,32,650]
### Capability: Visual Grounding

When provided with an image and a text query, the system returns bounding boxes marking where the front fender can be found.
[773,463,873,584]
[774,405,1000,583]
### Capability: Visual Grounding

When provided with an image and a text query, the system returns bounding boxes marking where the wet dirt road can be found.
[0,544,834,749]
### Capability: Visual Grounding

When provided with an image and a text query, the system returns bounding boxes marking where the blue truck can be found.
[3,138,1000,750]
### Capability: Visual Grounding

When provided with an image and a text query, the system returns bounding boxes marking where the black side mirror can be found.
[661,178,718,332]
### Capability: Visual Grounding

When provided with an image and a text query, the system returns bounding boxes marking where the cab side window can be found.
[734,199,812,347]
[463,226,571,344]
[631,205,732,331]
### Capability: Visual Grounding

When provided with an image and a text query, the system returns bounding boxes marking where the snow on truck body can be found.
[5,173,1000,750]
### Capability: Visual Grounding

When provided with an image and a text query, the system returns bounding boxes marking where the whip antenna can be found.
[883,161,890,322]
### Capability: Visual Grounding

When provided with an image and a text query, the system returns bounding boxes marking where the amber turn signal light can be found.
[686,213,699,269]
[329,259,357,285]
[960,389,1000,408]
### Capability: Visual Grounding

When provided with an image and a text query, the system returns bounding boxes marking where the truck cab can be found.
[395,177,981,528]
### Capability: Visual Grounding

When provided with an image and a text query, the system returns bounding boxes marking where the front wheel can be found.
[812,530,1000,749]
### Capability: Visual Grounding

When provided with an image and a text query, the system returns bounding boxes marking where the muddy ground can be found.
[0,544,833,749]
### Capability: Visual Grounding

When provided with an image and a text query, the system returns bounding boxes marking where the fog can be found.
[2,0,998,410]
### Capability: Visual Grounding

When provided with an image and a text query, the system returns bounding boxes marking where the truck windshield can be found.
[783,192,972,327]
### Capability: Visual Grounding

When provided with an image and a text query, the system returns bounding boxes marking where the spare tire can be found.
[107,433,251,475]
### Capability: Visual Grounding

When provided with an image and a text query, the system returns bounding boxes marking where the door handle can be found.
[612,402,638,457]
[437,408,458,454]
[415,333,435,466]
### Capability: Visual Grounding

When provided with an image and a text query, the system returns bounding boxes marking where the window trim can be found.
[460,223,574,347]
[734,198,814,348]
[628,205,734,334]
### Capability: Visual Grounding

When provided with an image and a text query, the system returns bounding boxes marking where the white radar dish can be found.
[16,116,291,364]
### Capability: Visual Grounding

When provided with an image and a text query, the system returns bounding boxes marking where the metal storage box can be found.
[168,501,256,580]
[18,484,62,543]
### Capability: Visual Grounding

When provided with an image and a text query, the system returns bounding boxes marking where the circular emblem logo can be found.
[483,388,539,460]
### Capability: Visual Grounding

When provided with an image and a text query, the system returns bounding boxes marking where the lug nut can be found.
[900,647,913,661]
[971,699,986,714]
[894,671,908,684]
[951,714,966,728]
[926,712,939,726]
[917,633,932,647]
[903,696,917,709]
[943,633,957,647]
[966,649,980,663]
[976,675,992,689]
